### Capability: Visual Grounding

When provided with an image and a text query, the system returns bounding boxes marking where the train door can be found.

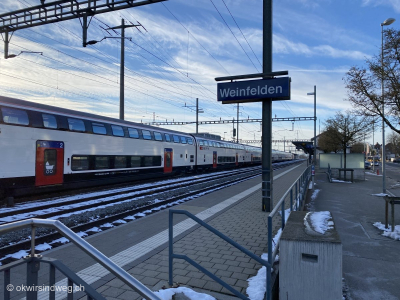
[251,154,254,164]
[213,151,217,169]
[236,153,238,166]
[35,140,64,186]
[164,148,173,173]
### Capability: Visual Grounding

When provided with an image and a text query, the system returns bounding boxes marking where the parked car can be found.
[365,161,371,169]
[374,161,380,166]
[393,158,400,163]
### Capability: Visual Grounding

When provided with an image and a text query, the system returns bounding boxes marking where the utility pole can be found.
[106,19,141,120]
[237,103,239,143]
[262,0,273,212]
[196,98,199,134]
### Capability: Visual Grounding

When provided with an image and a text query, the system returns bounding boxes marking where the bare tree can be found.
[386,131,400,156]
[324,112,371,176]
[344,29,400,134]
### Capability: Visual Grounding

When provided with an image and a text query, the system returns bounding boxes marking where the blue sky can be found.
[0,0,398,151]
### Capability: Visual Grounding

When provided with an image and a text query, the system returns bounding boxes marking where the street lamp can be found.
[307,86,317,191]
[381,17,395,194]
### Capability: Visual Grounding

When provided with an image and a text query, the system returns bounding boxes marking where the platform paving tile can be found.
[2,163,306,300]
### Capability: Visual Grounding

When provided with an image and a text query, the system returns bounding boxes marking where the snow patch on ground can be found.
[372,193,388,197]
[331,179,352,183]
[365,172,382,176]
[308,211,334,234]
[50,237,69,244]
[154,287,216,300]
[246,254,269,300]
[35,243,52,251]
[311,189,320,201]
[373,222,400,240]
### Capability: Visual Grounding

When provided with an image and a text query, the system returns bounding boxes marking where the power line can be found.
[221,0,262,68]
[209,0,259,72]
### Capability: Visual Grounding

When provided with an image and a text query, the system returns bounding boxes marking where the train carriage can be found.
[0,96,196,198]
[194,137,250,170]
[0,96,295,200]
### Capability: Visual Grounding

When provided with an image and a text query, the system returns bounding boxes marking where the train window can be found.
[68,118,85,132]
[95,156,110,169]
[92,123,107,135]
[199,140,204,146]
[44,149,57,176]
[173,135,180,143]
[42,114,57,129]
[142,130,152,140]
[187,138,193,145]
[154,132,163,141]
[2,107,29,125]
[71,156,89,171]
[111,125,124,137]
[115,156,127,168]
[128,128,139,139]
[165,134,171,142]
[190,155,194,162]
[180,136,187,144]
[131,156,141,168]
[143,156,154,167]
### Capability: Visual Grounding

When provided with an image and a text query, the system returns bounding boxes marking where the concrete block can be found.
[280,211,342,300]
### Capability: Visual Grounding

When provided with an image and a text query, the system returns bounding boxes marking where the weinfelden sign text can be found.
[217,77,290,104]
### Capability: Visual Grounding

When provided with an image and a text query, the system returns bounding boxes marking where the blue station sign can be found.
[217,77,290,104]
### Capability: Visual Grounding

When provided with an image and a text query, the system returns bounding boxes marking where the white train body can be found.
[0,96,292,199]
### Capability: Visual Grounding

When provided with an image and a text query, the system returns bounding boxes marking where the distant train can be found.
[0,96,294,199]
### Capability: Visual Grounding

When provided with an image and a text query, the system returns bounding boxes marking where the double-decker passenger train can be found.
[0,96,294,199]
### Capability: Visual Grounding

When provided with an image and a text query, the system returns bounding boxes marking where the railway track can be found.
[0,161,303,261]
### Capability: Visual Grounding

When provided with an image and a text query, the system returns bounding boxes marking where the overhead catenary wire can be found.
[221,0,262,68]
[209,0,260,72]
[4,2,272,137]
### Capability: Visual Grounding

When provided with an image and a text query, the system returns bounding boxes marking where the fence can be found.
[169,165,311,300]
[266,165,311,300]
[0,219,160,300]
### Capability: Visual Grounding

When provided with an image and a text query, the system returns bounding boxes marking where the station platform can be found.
[313,166,400,300]
[1,162,308,300]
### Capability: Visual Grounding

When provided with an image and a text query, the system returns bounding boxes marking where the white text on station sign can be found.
[217,77,290,104]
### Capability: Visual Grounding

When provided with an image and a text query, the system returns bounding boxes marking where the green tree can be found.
[318,128,342,153]
[351,142,365,153]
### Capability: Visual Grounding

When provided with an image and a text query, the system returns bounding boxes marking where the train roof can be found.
[0,95,192,136]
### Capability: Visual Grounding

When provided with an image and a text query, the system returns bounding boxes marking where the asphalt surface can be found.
[312,165,400,300]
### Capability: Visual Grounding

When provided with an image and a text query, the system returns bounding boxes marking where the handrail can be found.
[169,209,271,300]
[266,164,311,300]
[0,218,160,300]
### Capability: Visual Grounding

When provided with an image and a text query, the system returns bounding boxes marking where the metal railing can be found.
[168,210,271,300]
[383,195,400,232]
[1,256,106,300]
[0,219,160,300]
[266,165,311,300]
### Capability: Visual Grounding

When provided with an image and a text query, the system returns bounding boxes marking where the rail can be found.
[0,219,160,300]
[168,210,271,300]
[266,165,311,300]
